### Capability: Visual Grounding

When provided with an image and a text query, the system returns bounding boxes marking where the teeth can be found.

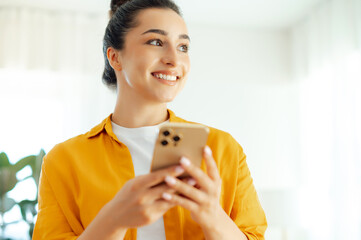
[153,73,177,81]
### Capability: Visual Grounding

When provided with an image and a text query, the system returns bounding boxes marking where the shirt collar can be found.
[86,109,186,141]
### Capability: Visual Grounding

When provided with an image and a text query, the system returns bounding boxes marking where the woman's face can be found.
[115,8,190,103]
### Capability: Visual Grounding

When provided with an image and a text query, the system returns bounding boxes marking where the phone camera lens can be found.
[163,130,170,136]
[173,136,180,142]
[161,140,168,146]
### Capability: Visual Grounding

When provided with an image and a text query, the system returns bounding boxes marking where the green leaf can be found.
[0,168,18,197]
[0,152,10,168]
[0,196,16,213]
[13,155,36,173]
[18,199,38,222]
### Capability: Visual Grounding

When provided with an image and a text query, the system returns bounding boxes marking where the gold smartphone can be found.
[150,122,210,177]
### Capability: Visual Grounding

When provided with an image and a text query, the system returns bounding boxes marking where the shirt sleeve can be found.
[32,157,78,240]
[230,144,267,240]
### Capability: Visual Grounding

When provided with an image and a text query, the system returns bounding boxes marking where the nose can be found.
[161,45,179,67]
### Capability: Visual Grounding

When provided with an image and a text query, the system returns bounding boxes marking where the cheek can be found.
[183,56,191,75]
[137,53,159,74]
[126,57,153,79]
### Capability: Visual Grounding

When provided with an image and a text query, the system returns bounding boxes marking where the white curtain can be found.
[291,0,361,239]
[0,7,106,73]
[0,8,116,238]
[0,6,116,158]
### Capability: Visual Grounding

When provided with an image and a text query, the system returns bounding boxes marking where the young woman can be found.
[33,0,267,239]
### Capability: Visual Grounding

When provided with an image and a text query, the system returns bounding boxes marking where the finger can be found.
[203,146,221,182]
[144,199,177,222]
[135,165,185,189]
[178,177,197,186]
[145,183,177,203]
[179,157,214,193]
[152,198,177,211]
[162,192,198,213]
[164,176,207,204]
[183,178,197,187]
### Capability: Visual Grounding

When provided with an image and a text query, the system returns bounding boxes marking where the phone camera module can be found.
[161,140,168,146]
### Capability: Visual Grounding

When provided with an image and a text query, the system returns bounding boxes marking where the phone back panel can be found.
[150,123,209,175]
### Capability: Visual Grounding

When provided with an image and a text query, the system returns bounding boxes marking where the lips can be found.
[151,70,180,81]
[152,73,178,81]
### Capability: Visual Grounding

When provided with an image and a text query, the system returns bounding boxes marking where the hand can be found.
[103,165,186,229]
[161,146,224,230]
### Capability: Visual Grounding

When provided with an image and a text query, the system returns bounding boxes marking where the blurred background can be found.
[0,0,360,239]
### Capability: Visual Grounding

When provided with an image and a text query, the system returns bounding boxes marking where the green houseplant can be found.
[17,149,45,238]
[0,150,45,239]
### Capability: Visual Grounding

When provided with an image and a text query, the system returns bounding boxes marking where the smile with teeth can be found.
[152,73,178,81]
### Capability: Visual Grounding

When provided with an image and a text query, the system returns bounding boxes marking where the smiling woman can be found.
[32,0,267,239]
[106,7,190,110]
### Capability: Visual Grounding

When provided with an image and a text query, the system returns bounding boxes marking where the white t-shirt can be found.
[111,120,169,240]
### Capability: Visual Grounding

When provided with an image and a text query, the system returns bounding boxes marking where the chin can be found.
[158,96,177,103]
[149,88,181,103]
[154,92,179,103]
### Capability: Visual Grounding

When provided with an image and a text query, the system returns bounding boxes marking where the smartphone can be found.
[150,122,210,177]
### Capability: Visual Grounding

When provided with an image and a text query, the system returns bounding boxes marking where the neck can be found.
[112,91,169,128]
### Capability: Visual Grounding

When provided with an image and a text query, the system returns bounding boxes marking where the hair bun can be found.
[110,0,131,17]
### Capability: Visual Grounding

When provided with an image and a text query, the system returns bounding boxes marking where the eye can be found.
[178,44,189,53]
[147,39,163,46]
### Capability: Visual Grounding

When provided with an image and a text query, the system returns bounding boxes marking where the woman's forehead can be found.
[133,8,188,36]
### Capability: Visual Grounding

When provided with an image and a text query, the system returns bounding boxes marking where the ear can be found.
[107,47,122,71]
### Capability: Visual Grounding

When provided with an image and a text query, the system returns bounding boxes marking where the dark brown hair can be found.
[102,0,182,89]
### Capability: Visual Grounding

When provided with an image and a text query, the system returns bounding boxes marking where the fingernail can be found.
[187,178,197,186]
[175,166,184,174]
[162,192,172,200]
[165,176,176,185]
[180,157,190,167]
[204,146,212,156]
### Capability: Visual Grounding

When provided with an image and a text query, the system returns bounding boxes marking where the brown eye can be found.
[178,44,189,53]
[148,39,163,46]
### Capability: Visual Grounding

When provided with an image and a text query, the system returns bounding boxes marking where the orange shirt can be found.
[33,109,267,240]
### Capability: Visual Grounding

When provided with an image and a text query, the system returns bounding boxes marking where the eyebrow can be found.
[141,29,190,41]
